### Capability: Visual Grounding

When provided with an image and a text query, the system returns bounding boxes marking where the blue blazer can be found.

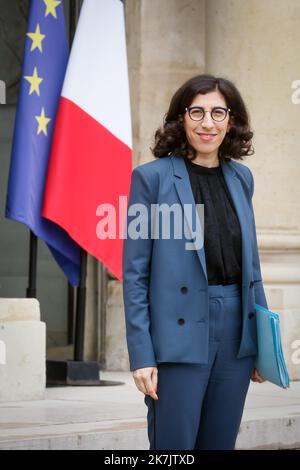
[122,155,268,371]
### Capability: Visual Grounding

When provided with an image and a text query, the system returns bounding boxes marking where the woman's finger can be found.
[133,376,146,394]
[144,375,158,400]
[152,367,158,392]
[252,368,266,383]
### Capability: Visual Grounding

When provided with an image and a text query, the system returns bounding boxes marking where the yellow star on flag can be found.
[35,107,51,136]
[44,0,61,18]
[24,67,43,96]
[27,24,45,53]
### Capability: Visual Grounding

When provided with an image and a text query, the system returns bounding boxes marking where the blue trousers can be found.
[144,283,255,450]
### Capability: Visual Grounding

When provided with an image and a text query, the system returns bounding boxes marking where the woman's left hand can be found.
[251,367,266,383]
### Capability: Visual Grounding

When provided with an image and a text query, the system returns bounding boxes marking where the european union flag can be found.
[6,0,80,286]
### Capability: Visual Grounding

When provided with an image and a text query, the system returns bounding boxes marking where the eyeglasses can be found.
[185,106,231,122]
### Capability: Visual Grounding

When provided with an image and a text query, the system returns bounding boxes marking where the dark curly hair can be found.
[151,74,254,162]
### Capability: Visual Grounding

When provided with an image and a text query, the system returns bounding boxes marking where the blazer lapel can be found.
[221,160,252,288]
[172,156,207,282]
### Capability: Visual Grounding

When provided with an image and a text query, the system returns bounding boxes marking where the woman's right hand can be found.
[132,366,158,400]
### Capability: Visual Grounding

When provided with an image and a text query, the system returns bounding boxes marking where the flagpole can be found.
[66,0,82,349]
[69,0,93,368]
[67,283,75,344]
[26,231,38,298]
[74,249,87,361]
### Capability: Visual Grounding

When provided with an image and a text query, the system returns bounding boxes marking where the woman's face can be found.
[183,90,232,161]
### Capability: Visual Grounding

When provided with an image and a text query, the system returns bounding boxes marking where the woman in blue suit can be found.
[122,74,268,450]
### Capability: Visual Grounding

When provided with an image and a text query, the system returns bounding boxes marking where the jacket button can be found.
[180,286,188,294]
[249,281,254,288]
[177,318,185,325]
[248,312,255,319]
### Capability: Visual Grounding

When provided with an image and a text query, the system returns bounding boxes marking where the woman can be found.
[122,74,268,450]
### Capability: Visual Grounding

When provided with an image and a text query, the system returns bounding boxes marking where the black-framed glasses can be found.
[185,106,231,122]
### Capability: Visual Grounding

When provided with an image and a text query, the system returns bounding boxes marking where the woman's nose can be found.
[201,112,214,128]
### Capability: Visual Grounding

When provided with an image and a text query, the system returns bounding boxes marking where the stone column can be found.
[206,0,300,379]
[0,299,46,401]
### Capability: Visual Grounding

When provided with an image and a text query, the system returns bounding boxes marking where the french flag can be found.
[43,0,132,280]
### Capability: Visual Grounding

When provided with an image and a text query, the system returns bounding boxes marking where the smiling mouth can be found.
[197,133,217,141]
[197,133,217,136]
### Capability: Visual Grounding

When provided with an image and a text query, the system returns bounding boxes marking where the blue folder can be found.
[254,304,290,388]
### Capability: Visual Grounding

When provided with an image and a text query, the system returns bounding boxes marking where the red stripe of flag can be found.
[43,97,132,280]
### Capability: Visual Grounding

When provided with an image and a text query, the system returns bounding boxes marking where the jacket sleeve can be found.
[122,166,157,371]
[246,166,269,310]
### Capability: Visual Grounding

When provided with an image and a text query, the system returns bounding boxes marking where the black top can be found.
[184,157,242,286]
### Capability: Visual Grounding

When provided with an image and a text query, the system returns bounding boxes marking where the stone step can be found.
[0,371,299,450]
